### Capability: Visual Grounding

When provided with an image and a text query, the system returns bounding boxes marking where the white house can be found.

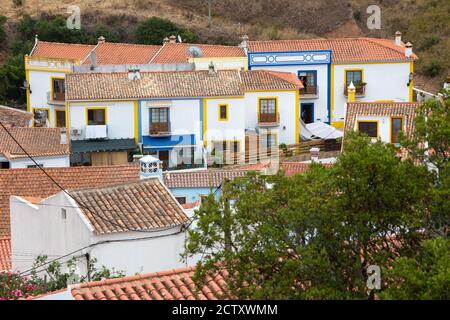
[65,68,302,169]
[10,157,196,277]
[245,32,417,129]
[0,127,70,169]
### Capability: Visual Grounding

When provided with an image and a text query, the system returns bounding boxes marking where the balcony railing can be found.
[46,91,65,105]
[149,122,171,136]
[344,84,366,97]
[85,125,108,139]
[258,112,280,127]
[300,85,318,97]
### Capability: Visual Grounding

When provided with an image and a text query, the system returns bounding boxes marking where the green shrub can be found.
[134,17,198,45]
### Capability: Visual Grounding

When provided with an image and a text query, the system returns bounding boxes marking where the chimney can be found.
[60,128,68,145]
[169,35,177,44]
[405,42,413,58]
[208,61,216,75]
[97,36,106,44]
[139,155,163,181]
[310,147,320,163]
[395,31,402,46]
[128,68,141,80]
[239,34,249,55]
[347,82,356,103]
[163,37,170,44]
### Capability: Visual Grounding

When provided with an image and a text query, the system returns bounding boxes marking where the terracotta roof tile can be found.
[66,70,300,101]
[0,106,32,128]
[344,102,420,136]
[71,266,229,300]
[163,170,247,188]
[30,41,95,60]
[0,237,11,271]
[249,38,418,63]
[0,164,140,237]
[0,127,70,160]
[281,162,333,177]
[82,42,162,65]
[151,43,245,64]
[70,178,189,235]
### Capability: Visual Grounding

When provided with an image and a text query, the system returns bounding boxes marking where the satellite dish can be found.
[187,46,203,58]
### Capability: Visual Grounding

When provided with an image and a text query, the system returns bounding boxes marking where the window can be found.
[33,109,49,127]
[218,104,228,121]
[259,98,277,123]
[175,196,187,205]
[52,78,65,101]
[358,121,378,138]
[27,164,44,168]
[61,209,67,220]
[0,162,10,169]
[346,70,363,86]
[150,108,168,123]
[391,117,403,144]
[298,71,317,94]
[55,110,66,128]
[87,109,106,126]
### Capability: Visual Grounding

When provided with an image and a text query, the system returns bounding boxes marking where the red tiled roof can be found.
[248,38,418,63]
[0,237,11,272]
[151,43,245,64]
[0,106,32,128]
[344,102,420,136]
[82,42,161,65]
[66,70,300,101]
[30,41,95,60]
[0,127,70,160]
[281,162,333,177]
[71,266,229,300]
[163,170,248,188]
[0,164,140,237]
[70,179,189,235]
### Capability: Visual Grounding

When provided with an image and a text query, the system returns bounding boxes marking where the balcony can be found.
[258,112,280,127]
[85,125,108,139]
[299,85,319,98]
[47,91,65,106]
[344,84,366,97]
[149,122,171,137]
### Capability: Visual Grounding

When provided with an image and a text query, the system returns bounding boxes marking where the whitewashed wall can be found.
[244,91,298,145]
[69,101,135,140]
[333,63,411,124]
[353,115,401,143]
[3,155,70,168]
[192,57,247,71]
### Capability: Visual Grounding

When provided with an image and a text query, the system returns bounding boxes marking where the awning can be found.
[143,134,195,151]
[71,138,137,153]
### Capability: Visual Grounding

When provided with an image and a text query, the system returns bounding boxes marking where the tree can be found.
[400,92,449,238]
[0,15,6,44]
[184,133,432,299]
[380,237,450,300]
[134,17,198,45]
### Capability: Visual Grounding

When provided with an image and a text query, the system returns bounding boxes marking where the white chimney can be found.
[310,147,320,163]
[163,37,169,44]
[169,35,177,44]
[128,68,141,80]
[60,128,68,145]
[239,34,249,56]
[395,31,402,46]
[97,35,106,44]
[139,155,163,180]
[208,61,216,75]
[405,42,413,58]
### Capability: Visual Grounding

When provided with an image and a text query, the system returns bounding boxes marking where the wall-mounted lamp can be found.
[22,80,32,93]
[407,72,414,87]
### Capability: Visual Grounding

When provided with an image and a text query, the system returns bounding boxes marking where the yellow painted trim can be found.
[390,116,404,143]
[356,120,379,138]
[344,68,364,87]
[245,89,299,93]
[203,99,207,147]
[295,90,300,144]
[409,62,414,102]
[333,61,410,66]
[330,64,335,124]
[134,101,139,144]
[85,107,108,126]
[218,104,229,121]
[65,102,70,138]
[27,66,72,73]
[70,99,134,104]
[25,55,31,113]
[331,121,344,129]
[258,96,279,123]
[191,57,247,62]
[54,109,66,128]
[50,76,65,103]
[203,96,243,100]
[32,108,50,127]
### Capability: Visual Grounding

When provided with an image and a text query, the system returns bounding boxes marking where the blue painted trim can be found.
[199,98,204,140]
[138,100,142,143]
[249,49,332,55]
[327,63,331,124]
[301,103,314,124]
[248,50,332,67]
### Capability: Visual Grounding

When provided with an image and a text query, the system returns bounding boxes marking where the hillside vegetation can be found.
[0,0,448,106]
